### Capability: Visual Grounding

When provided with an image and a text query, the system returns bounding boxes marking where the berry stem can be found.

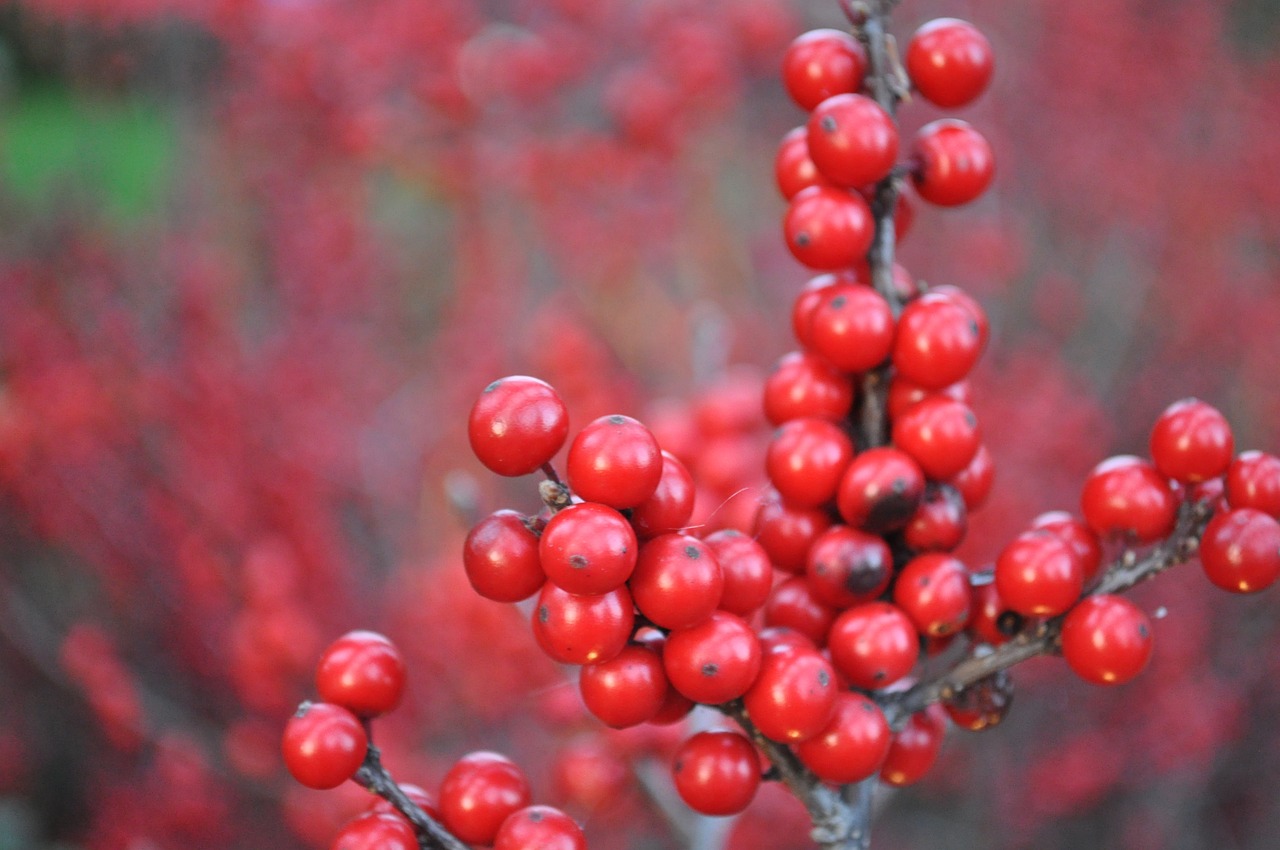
[880,498,1217,727]
[353,744,469,850]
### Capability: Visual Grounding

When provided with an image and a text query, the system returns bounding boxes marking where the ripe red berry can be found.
[1080,455,1179,543]
[805,524,893,609]
[775,126,834,200]
[1030,510,1104,584]
[663,611,762,704]
[579,643,669,728]
[531,583,635,665]
[539,502,638,596]
[806,93,899,188]
[880,706,946,787]
[795,692,891,784]
[885,376,971,423]
[782,29,867,111]
[1199,508,1280,593]
[332,813,417,850]
[784,187,874,271]
[1225,451,1280,518]
[905,18,994,108]
[1060,595,1153,685]
[753,490,834,573]
[764,576,838,646]
[950,443,995,509]
[743,648,838,743]
[893,291,985,390]
[282,702,368,790]
[493,805,586,850]
[672,731,761,816]
[764,350,856,426]
[703,529,773,617]
[903,483,968,552]
[994,530,1084,618]
[968,583,1022,647]
[464,510,545,603]
[791,273,854,348]
[1149,398,1234,483]
[891,397,981,481]
[911,120,994,207]
[315,631,407,718]
[629,533,724,629]
[806,283,896,373]
[438,752,532,846]
[469,376,569,477]
[629,450,696,538]
[836,446,926,533]
[566,415,663,509]
[827,602,918,689]
[893,553,972,637]
[765,417,855,509]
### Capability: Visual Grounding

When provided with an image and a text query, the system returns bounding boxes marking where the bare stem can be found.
[354,744,469,850]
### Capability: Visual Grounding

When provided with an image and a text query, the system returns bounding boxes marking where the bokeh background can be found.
[1,0,1278,848]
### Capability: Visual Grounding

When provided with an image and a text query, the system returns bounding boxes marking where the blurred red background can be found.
[0,0,1278,848]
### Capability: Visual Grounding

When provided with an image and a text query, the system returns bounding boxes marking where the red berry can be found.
[566,415,663,509]
[782,29,867,111]
[903,484,968,552]
[540,502,638,596]
[1149,398,1234,483]
[784,187,874,271]
[1199,508,1280,593]
[893,292,985,390]
[766,417,855,509]
[630,451,697,539]
[743,648,838,743]
[672,731,760,816]
[629,534,724,629]
[806,94,898,188]
[753,490,833,573]
[806,284,895,374]
[836,446,926,533]
[795,692,891,784]
[1080,455,1179,543]
[704,530,773,617]
[827,602,918,689]
[905,18,994,108]
[893,553,972,637]
[880,707,946,786]
[663,611,762,704]
[315,631,407,718]
[332,813,417,850]
[493,805,586,850]
[764,350,855,425]
[775,126,834,200]
[993,530,1084,618]
[968,583,1022,647]
[579,643,669,728]
[949,443,995,509]
[1060,595,1153,685]
[764,576,838,646]
[885,375,971,422]
[1226,451,1280,518]
[805,524,893,609]
[1030,510,1104,584]
[891,397,981,481]
[438,752,532,846]
[911,119,994,207]
[282,702,368,790]
[791,273,853,348]
[464,510,545,603]
[531,583,635,665]
[469,376,569,477]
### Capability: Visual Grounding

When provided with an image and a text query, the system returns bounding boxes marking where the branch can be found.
[354,742,469,850]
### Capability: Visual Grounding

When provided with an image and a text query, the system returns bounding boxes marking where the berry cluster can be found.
[283,630,585,849]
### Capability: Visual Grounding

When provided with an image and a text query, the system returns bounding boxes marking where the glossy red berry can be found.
[539,502,638,596]
[566,415,663,509]
[893,553,972,637]
[805,524,893,609]
[1060,595,1153,685]
[469,376,569,476]
[464,510,545,603]
[764,576,838,646]
[753,490,833,573]
[994,530,1084,618]
[1149,398,1234,483]
[282,702,368,790]
[663,611,762,704]
[968,583,1022,647]
[1199,508,1280,593]
[766,417,854,509]
[630,451,696,539]
[806,283,895,374]
[743,648,838,743]
[1226,451,1280,518]
[885,376,971,424]
[784,187,874,271]
[764,351,856,426]
[806,94,899,188]
[579,643,669,728]
[827,602,918,689]
[438,752,532,846]
[782,29,867,111]
[1030,510,1104,584]
[905,18,994,108]
[704,530,773,617]
[795,692,891,784]
[672,731,761,816]
[880,706,946,787]
[950,443,995,508]
[629,533,724,630]
[1080,455,1179,543]
[903,484,968,552]
[775,126,834,200]
[836,447,926,533]
[315,631,407,718]
[911,120,994,207]
[891,397,981,481]
[893,292,985,390]
[531,583,635,665]
[332,813,417,850]
[791,273,854,348]
[493,806,586,850]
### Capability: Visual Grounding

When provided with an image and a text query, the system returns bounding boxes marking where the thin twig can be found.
[354,744,469,850]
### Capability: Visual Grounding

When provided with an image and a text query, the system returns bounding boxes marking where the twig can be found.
[354,742,469,850]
